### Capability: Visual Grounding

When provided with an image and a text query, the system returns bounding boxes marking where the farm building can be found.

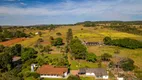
[36,65,68,78]
[78,68,108,79]
[83,41,103,46]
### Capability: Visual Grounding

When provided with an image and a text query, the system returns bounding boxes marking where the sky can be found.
[0,0,142,25]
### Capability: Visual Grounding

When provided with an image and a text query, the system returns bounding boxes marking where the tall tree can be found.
[70,38,87,59]
[66,28,73,43]
[21,48,37,61]
[0,26,2,32]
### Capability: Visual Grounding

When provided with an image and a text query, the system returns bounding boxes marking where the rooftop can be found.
[79,68,107,77]
[12,56,21,62]
[36,65,68,76]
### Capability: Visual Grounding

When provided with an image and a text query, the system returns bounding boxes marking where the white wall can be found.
[40,74,62,78]
[40,71,68,78]
[117,77,124,80]
[103,75,109,79]
[64,72,68,77]
[86,73,95,76]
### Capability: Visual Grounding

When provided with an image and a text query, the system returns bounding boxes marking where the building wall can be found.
[64,72,68,77]
[40,74,63,78]
[40,71,68,78]
[103,75,109,79]
[86,73,95,76]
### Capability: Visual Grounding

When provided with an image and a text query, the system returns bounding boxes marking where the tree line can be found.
[0,27,28,42]
[104,37,142,49]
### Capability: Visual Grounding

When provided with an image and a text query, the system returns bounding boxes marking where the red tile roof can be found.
[36,65,68,75]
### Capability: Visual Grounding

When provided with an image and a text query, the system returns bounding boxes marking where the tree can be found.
[66,28,73,43]
[67,75,81,80]
[11,44,22,56]
[0,45,5,52]
[120,58,135,71]
[0,26,2,32]
[103,37,111,45]
[43,45,51,54]
[0,52,12,71]
[49,36,54,40]
[70,38,87,59]
[86,53,97,62]
[38,31,42,37]
[56,32,62,36]
[51,37,63,46]
[21,48,37,61]
[101,53,112,61]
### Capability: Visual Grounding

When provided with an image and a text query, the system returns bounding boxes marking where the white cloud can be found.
[0,0,142,25]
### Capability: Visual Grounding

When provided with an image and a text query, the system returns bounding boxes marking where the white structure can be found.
[117,77,124,80]
[79,68,109,79]
[36,65,68,78]
[31,64,38,72]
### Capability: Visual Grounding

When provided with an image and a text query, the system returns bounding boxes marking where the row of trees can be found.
[104,37,142,49]
[107,25,142,35]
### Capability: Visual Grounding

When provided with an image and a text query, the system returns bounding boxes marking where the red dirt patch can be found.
[0,38,26,46]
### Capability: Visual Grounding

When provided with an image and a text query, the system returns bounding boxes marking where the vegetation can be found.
[104,37,142,49]
[70,38,87,59]
[51,37,63,46]
[21,48,37,61]
[120,58,135,71]
[101,53,112,61]
[86,53,97,62]
[0,29,28,42]
[67,75,81,80]
[66,28,73,43]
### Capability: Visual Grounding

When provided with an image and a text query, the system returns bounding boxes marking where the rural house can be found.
[36,65,68,78]
[78,68,108,79]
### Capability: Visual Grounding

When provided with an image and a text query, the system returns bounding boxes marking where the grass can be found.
[68,54,106,70]
[80,77,95,80]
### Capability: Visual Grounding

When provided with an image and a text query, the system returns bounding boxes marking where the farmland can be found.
[0,23,142,80]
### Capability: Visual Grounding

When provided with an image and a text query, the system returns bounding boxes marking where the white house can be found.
[78,68,109,79]
[36,65,68,78]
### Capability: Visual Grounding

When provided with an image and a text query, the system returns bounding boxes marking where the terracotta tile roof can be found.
[12,56,21,62]
[36,65,68,75]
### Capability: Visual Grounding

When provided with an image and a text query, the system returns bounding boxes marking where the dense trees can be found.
[0,53,12,71]
[103,37,142,49]
[86,53,97,62]
[21,48,37,61]
[84,22,96,27]
[101,53,112,61]
[10,44,22,56]
[51,37,63,46]
[120,58,135,71]
[70,38,87,59]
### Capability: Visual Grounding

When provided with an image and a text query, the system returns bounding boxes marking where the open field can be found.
[15,25,142,69]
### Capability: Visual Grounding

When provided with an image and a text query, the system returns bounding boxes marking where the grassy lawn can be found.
[68,53,106,70]
[43,78,66,80]
[80,77,95,80]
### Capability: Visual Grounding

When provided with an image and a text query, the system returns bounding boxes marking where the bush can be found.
[56,32,62,36]
[86,53,97,62]
[67,75,81,80]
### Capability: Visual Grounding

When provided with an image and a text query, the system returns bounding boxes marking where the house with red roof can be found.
[36,65,68,78]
